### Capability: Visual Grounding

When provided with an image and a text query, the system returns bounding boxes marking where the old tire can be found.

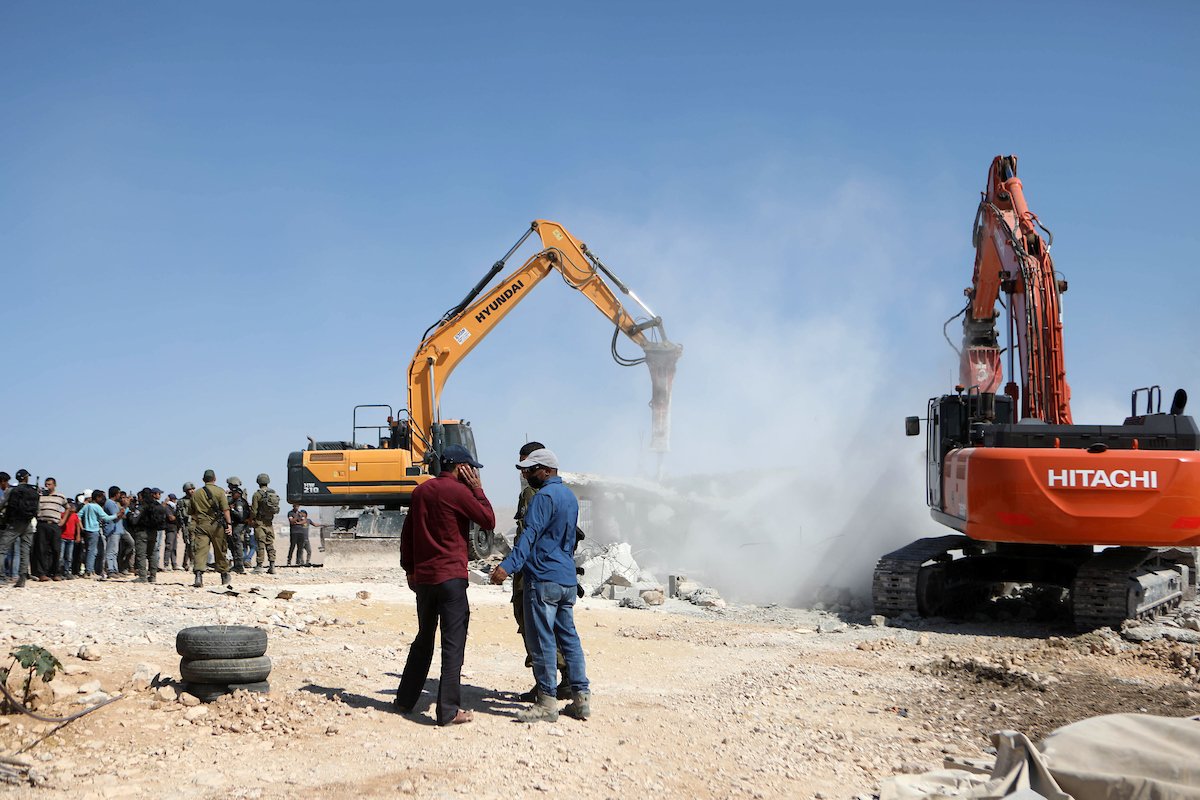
[176,625,268,660]
[467,526,494,560]
[186,680,270,703]
[179,655,272,685]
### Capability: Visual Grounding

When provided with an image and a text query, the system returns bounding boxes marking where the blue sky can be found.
[3,2,1198,536]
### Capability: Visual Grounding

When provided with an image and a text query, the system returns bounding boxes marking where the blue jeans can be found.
[83,530,101,574]
[60,540,75,575]
[523,578,589,696]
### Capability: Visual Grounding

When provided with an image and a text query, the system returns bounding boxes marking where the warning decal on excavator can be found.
[454,328,470,345]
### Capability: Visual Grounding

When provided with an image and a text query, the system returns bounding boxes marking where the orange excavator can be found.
[874,156,1200,629]
[286,220,682,557]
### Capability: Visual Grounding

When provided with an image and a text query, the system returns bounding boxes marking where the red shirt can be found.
[61,513,81,541]
[400,472,495,585]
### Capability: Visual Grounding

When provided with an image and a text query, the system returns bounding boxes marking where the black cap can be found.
[440,445,483,469]
[15,468,30,480]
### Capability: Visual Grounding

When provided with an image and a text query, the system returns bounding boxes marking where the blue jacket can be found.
[499,476,578,585]
[79,503,117,533]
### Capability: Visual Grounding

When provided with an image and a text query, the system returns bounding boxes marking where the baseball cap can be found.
[168,493,177,500]
[15,468,31,480]
[152,487,162,494]
[515,448,559,470]
[440,444,483,468]
[202,469,216,482]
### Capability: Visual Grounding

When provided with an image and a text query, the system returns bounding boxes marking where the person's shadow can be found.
[299,675,526,726]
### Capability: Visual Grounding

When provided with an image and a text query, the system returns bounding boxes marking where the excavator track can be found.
[1071,547,1189,631]
[872,535,971,617]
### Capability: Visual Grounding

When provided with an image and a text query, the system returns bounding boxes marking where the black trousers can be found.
[395,578,469,725]
[32,521,61,578]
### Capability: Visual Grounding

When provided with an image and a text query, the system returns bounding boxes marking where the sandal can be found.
[444,709,473,726]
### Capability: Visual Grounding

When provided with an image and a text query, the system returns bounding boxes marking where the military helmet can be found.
[257,473,270,486]
[227,475,243,487]
[182,481,195,491]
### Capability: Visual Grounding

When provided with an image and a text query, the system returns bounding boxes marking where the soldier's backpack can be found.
[8,484,40,521]
[260,488,281,518]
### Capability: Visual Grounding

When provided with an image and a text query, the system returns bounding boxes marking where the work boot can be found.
[556,680,572,700]
[234,563,246,575]
[516,693,559,724]
[252,565,263,575]
[148,572,156,584]
[13,574,27,589]
[267,564,276,575]
[517,685,539,703]
[192,572,203,588]
[220,572,231,586]
[563,690,591,721]
[132,576,148,584]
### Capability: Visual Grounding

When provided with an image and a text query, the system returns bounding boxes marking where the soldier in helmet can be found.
[190,469,233,588]
[250,473,280,574]
[178,482,196,571]
[226,476,251,574]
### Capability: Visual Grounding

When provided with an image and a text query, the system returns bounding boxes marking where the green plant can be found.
[0,645,63,712]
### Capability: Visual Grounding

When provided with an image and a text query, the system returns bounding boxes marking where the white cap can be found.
[515,448,559,470]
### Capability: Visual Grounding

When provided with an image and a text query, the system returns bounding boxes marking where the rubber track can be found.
[872,535,970,617]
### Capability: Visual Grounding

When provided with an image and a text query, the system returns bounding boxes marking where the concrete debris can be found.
[618,596,649,610]
[78,679,102,694]
[77,644,101,661]
[184,705,209,721]
[468,569,490,585]
[179,692,201,707]
[75,691,111,705]
[641,590,665,606]
[689,587,726,608]
[157,685,178,703]
[131,663,161,691]
[870,615,888,627]
[576,542,655,591]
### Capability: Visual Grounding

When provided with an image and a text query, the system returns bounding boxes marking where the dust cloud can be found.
[545,175,962,606]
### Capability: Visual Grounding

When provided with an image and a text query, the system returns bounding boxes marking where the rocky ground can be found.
[1,562,1198,799]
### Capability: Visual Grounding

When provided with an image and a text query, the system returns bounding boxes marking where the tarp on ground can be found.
[880,713,1200,800]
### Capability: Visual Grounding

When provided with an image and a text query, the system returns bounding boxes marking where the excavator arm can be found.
[406,219,683,464]
[962,155,1072,424]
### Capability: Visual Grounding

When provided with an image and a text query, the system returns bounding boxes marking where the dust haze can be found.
[531,172,963,605]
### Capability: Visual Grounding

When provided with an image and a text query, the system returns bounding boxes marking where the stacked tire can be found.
[176,625,271,702]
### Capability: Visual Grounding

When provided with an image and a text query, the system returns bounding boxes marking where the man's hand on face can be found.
[489,565,507,585]
[457,465,481,490]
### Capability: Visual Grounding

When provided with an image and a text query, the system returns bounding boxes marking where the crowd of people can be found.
[0,469,323,588]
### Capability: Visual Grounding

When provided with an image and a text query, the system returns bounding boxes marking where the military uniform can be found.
[250,482,278,573]
[177,494,193,570]
[190,481,231,582]
[228,490,251,573]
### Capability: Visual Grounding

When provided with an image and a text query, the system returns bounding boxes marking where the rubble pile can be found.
[920,653,1057,691]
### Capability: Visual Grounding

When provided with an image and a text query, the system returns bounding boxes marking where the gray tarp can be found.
[881,714,1200,800]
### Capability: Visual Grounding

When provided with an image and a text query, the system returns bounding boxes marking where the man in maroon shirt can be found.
[394,444,496,725]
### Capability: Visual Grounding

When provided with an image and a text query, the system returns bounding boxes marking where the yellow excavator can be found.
[286,220,683,557]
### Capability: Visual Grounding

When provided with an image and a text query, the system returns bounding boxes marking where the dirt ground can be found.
[1,562,1198,800]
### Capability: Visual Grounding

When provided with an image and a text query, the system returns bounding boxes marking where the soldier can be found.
[131,487,167,583]
[227,476,251,574]
[250,473,280,575]
[190,469,233,589]
[178,482,195,571]
[0,469,39,587]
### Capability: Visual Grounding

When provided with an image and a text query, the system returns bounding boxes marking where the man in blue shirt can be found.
[491,448,590,723]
